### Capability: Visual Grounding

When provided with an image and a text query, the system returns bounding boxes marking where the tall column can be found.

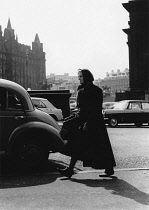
[123,0,149,96]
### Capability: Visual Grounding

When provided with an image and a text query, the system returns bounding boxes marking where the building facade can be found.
[122,0,149,99]
[100,68,129,94]
[47,73,79,96]
[0,19,46,90]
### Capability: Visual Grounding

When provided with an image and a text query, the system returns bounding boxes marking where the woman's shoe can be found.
[105,168,114,176]
[59,168,74,178]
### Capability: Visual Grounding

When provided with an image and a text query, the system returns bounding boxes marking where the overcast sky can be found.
[1,0,129,79]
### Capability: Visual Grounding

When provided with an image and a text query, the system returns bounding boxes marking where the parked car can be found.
[69,99,77,110]
[103,100,149,127]
[69,97,79,114]
[102,102,117,110]
[0,79,65,169]
[31,97,63,121]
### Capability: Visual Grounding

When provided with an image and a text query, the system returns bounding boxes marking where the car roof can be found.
[0,79,33,110]
[103,102,116,103]
[118,100,149,103]
[0,78,26,93]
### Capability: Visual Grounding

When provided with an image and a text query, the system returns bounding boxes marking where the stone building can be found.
[122,0,149,100]
[100,68,129,94]
[0,19,46,90]
[47,73,79,96]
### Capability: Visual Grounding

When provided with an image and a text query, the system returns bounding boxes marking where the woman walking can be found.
[60,69,116,178]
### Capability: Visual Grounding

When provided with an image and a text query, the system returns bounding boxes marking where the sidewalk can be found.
[55,168,149,210]
[0,166,148,210]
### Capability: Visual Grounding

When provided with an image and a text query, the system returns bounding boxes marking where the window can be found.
[0,88,22,110]
[128,102,141,110]
[0,88,6,110]
[142,102,149,110]
[7,91,22,110]
[32,99,46,108]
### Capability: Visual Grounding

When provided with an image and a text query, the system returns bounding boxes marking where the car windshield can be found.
[42,100,55,108]
[112,101,128,110]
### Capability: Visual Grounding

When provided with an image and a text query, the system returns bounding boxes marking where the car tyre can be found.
[134,122,142,127]
[109,118,118,127]
[13,136,49,169]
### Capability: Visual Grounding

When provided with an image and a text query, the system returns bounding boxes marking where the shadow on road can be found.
[0,158,70,189]
[70,177,149,206]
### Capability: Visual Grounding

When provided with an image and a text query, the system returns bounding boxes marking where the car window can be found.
[142,102,149,110]
[113,101,127,110]
[128,102,141,110]
[0,88,22,110]
[7,90,22,110]
[32,99,46,108]
[42,100,55,108]
[0,87,6,110]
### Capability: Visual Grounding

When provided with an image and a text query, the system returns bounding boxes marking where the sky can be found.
[1,0,129,79]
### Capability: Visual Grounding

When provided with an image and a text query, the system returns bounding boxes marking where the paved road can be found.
[0,126,149,210]
[49,125,149,171]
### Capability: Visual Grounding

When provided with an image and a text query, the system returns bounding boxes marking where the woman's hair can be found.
[78,69,94,83]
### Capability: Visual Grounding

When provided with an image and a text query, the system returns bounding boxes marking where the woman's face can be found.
[78,71,84,85]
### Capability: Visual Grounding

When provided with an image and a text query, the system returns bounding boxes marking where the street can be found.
[49,125,149,171]
[0,126,149,210]
[1,125,149,175]
[107,125,149,169]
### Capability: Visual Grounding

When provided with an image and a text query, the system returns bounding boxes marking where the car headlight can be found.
[102,109,105,116]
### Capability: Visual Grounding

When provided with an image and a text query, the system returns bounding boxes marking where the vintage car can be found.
[31,97,63,121]
[0,79,65,169]
[103,100,149,127]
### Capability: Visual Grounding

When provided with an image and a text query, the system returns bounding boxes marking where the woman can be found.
[60,69,116,177]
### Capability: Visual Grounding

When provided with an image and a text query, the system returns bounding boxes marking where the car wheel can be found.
[134,122,142,127]
[13,137,49,169]
[109,118,118,127]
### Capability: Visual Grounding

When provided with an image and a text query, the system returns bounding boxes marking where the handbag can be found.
[60,114,81,140]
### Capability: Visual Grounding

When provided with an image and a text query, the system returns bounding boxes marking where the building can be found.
[0,19,46,90]
[47,73,79,96]
[122,0,149,100]
[100,68,129,94]
[47,70,129,100]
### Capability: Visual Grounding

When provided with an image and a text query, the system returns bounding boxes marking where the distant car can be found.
[102,102,117,110]
[69,98,79,114]
[0,79,65,169]
[31,97,63,121]
[103,100,149,127]
[69,99,77,110]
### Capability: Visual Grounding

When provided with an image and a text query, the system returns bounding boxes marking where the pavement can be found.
[0,164,149,209]
[51,168,149,210]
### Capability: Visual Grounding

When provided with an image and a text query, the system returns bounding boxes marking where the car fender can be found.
[7,121,65,156]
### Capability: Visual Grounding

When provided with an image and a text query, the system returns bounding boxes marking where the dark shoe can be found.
[105,168,114,176]
[59,168,74,178]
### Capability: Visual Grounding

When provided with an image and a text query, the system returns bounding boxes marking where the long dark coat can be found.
[62,83,116,169]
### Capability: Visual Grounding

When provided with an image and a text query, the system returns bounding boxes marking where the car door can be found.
[124,102,142,123]
[0,87,7,153]
[141,102,149,123]
[0,88,26,151]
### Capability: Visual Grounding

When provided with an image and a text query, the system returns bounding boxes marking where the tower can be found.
[0,19,46,89]
[32,33,46,89]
